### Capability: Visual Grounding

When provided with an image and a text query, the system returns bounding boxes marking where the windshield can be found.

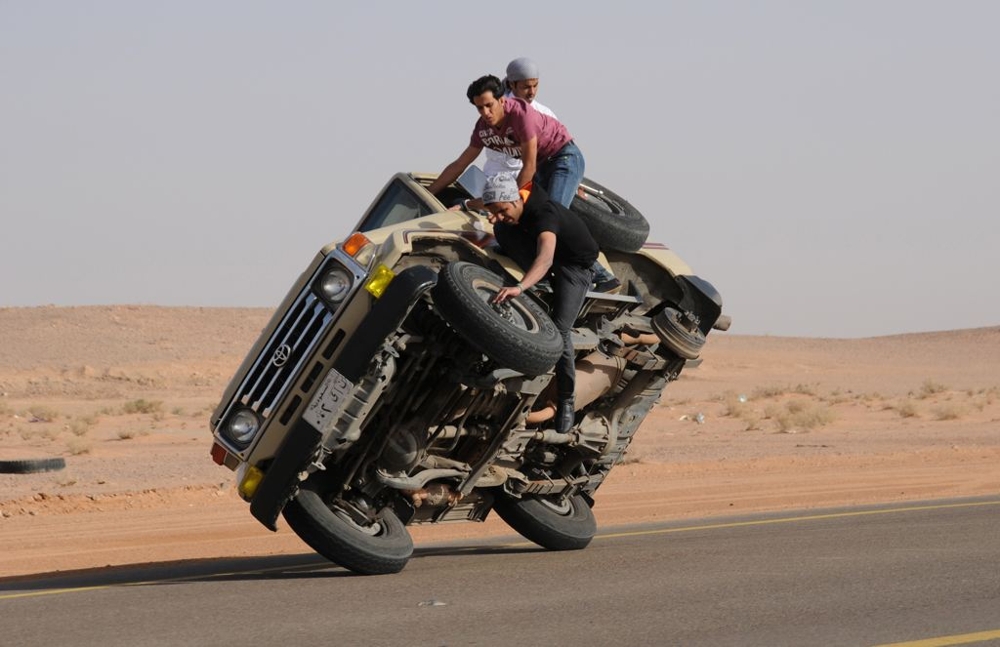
[356,179,435,233]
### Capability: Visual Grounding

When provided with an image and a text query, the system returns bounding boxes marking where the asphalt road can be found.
[2,497,1000,647]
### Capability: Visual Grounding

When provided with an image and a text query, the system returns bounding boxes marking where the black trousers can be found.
[494,223,594,400]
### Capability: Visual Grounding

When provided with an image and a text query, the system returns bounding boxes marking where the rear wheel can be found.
[282,488,413,575]
[433,261,563,376]
[492,492,596,550]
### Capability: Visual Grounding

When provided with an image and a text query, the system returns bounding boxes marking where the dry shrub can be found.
[720,393,748,417]
[0,400,10,416]
[792,383,818,396]
[122,399,163,415]
[752,385,788,399]
[823,390,852,405]
[975,386,999,406]
[117,427,151,439]
[918,380,949,399]
[27,405,59,422]
[66,438,91,455]
[785,399,808,414]
[850,391,880,405]
[896,400,920,418]
[969,393,997,411]
[717,393,762,430]
[774,402,836,433]
[932,404,965,421]
[742,412,763,431]
[68,418,93,437]
[16,424,61,441]
[752,383,819,400]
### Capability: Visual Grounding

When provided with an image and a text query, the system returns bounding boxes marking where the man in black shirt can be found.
[484,173,598,433]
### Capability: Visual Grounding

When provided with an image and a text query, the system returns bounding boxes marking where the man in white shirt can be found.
[482,57,558,179]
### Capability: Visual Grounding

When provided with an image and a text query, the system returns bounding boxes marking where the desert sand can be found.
[1,306,998,579]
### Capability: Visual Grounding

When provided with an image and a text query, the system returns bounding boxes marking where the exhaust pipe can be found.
[527,350,627,424]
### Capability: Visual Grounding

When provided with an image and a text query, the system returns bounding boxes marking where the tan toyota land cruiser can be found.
[209,169,727,574]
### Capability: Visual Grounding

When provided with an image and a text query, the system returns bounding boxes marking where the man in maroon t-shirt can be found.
[426,74,586,210]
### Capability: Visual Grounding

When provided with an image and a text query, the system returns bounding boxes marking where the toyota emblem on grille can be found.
[272,344,292,367]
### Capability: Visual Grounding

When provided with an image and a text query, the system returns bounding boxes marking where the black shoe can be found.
[592,277,621,294]
[555,397,576,433]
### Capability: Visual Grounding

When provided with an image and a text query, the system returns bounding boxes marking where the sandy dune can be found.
[1,306,998,578]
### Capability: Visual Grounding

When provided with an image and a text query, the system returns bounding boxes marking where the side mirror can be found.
[456,165,486,199]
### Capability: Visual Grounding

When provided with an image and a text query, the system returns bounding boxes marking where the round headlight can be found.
[226,409,260,445]
[319,267,352,303]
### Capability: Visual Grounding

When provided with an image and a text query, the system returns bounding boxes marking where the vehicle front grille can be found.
[237,291,334,419]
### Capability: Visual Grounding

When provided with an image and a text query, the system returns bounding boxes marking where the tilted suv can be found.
[209,170,726,574]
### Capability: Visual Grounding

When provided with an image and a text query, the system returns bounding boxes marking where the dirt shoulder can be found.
[1,307,998,579]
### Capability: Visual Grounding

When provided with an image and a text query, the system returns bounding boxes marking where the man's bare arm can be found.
[516,136,538,189]
[494,231,555,303]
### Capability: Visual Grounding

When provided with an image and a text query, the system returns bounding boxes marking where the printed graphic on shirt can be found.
[477,127,522,158]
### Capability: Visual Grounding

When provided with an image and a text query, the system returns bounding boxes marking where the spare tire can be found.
[570,178,650,253]
[433,262,563,376]
[0,457,66,474]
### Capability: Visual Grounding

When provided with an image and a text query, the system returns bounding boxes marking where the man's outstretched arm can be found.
[494,231,555,303]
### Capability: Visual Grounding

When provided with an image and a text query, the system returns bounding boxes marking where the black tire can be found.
[652,307,706,360]
[0,457,66,474]
[570,178,650,253]
[282,488,413,575]
[433,262,563,376]
[492,492,596,551]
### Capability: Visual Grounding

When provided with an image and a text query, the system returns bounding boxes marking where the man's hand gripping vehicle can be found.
[209,170,728,575]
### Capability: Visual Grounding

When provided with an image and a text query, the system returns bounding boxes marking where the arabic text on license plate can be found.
[303,369,353,434]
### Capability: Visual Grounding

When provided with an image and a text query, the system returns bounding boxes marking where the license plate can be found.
[303,368,354,434]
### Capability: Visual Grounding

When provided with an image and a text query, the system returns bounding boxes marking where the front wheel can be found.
[492,492,596,551]
[282,488,413,575]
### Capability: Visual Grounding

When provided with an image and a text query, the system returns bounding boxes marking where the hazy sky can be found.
[2,2,997,338]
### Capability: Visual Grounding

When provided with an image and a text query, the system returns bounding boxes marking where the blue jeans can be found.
[534,141,585,209]
[534,141,613,284]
